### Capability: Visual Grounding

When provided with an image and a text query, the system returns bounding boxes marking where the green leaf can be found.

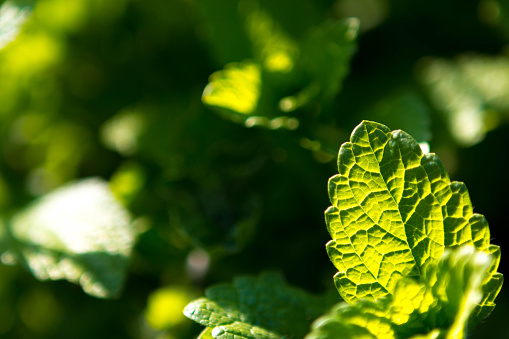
[418,54,509,146]
[202,17,358,126]
[325,121,502,322]
[287,18,359,106]
[8,178,140,298]
[0,1,32,50]
[306,246,493,339]
[202,60,261,116]
[243,6,298,74]
[183,272,337,339]
[198,328,215,339]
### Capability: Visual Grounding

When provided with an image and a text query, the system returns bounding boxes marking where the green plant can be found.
[183,121,503,339]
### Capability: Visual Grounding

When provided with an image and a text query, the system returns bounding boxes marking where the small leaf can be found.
[202,61,261,116]
[306,246,492,339]
[184,272,337,339]
[9,178,139,298]
[325,120,502,323]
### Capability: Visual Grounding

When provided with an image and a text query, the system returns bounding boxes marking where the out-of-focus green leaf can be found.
[0,1,31,50]
[419,54,509,146]
[202,61,261,116]
[306,246,492,339]
[243,4,298,74]
[198,328,215,339]
[8,178,139,298]
[201,13,358,128]
[363,90,432,143]
[145,286,195,330]
[184,272,337,339]
[325,121,502,323]
[281,18,359,112]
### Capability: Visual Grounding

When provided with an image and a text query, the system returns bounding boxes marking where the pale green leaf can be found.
[0,1,31,49]
[8,178,139,298]
[306,246,492,339]
[418,54,509,146]
[325,121,502,322]
[184,272,336,339]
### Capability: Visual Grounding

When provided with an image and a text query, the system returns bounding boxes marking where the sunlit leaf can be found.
[325,121,502,323]
[0,1,31,50]
[9,178,139,298]
[183,272,337,339]
[202,61,261,116]
[306,246,492,339]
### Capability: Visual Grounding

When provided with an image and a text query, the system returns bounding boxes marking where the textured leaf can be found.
[325,121,502,322]
[8,178,139,298]
[184,272,337,339]
[306,246,492,339]
[0,1,31,50]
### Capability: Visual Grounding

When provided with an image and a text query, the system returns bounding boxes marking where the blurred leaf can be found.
[8,178,139,298]
[243,3,298,73]
[419,54,509,146]
[306,246,492,339]
[0,1,31,50]
[198,328,215,339]
[202,61,261,116]
[184,272,337,339]
[325,121,502,323]
[101,108,146,156]
[334,0,389,32]
[283,18,359,111]
[363,90,432,143]
[145,286,195,330]
[202,17,358,129]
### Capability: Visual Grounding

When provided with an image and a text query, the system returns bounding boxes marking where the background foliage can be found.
[0,0,507,338]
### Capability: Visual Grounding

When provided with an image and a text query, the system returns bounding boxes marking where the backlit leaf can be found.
[307,246,492,339]
[8,178,139,298]
[0,1,31,50]
[325,120,503,323]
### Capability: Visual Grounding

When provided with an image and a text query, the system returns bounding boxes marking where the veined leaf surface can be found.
[183,272,337,339]
[325,121,502,322]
